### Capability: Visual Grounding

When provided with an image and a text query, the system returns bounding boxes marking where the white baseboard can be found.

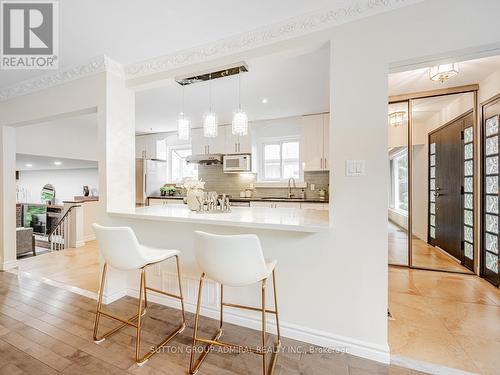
[391,355,477,375]
[83,234,96,242]
[103,289,127,305]
[126,286,390,364]
[1,259,17,271]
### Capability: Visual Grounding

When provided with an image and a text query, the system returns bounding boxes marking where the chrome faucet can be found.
[288,177,296,198]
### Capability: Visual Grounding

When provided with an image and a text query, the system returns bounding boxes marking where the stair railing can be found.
[48,205,80,251]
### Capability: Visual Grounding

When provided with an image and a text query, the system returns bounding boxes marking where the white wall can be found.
[17,168,99,204]
[16,115,98,161]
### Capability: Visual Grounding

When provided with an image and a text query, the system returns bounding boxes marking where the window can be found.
[390,150,408,213]
[261,139,300,182]
[168,146,198,183]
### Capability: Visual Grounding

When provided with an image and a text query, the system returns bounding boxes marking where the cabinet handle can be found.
[320,158,323,169]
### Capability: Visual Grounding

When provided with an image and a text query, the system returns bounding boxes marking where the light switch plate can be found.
[346,160,366,176]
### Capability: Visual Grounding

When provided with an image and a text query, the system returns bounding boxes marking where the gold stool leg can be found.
[135,268,146,365]
[220,283,224,330]
[271,269,281,373]
[175,255,186,323]
[261,278,268,375]
[93,263,107,343]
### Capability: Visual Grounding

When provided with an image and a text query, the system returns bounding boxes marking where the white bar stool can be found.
[92,223,186,365]
[189,231,281,375]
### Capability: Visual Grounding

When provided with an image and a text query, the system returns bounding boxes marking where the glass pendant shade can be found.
[232,110,248,136]
[429,63,459,83]
[177,113,190,140]
[388,111,406,127]
[203,112,218,137]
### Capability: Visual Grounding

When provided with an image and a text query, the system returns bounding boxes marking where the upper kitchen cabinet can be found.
[302,113,329,171]
[224,124,251,154]
[191,127,225,155]
[136,134,166,159]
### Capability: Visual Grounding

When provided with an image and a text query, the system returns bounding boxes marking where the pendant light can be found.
[177,85,190,140]
[388,111,406,127]
[232,68,248,136]
[429,63,459,83]
[203,73,218,138]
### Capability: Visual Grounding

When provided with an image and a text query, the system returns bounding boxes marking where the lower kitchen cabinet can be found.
[250,201,328,209]
[148,198,182,206]
[300,203,329,210]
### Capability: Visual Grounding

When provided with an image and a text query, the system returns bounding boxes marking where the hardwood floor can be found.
[388,221,471,273]
[0,271,425,375]
[389,266,500,374]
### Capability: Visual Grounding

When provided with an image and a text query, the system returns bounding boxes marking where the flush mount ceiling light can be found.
[429,63,459,83]
[388,111,406,127]
[53,161,62,166]
[232,68,248,136]
[203,74,218,138]
[25,163,33,167]
[177,85,190,140]
[261,98,268,104]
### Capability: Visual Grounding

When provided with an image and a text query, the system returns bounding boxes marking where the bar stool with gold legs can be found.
[92,223,186,365]
[189,231,281,375]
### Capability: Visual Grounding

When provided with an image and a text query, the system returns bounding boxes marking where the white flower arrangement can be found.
[181,177,205,191]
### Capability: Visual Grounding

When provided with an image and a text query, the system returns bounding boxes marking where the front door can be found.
[429,112,473,269]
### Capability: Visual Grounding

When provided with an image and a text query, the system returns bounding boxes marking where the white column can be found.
[0,126,17,270]
[63,202,84,248]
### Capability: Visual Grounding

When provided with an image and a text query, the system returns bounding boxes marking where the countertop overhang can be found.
[110,204,329,233]
[148,196,329,204]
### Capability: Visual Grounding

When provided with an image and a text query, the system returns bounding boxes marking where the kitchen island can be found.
[110,203,329,232]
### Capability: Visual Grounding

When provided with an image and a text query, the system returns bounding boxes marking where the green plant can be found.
[160,186,176,193]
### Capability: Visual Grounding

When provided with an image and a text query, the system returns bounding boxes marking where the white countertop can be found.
[109,204,329,233]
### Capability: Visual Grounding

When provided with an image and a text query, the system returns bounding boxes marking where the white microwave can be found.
[223,154,251,173]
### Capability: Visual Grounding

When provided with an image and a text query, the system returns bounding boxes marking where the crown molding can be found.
[0,0,421,102]
[0,55,124,102]
[125,0,422,79]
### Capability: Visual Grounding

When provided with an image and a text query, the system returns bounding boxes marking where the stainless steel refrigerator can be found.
[136,159,167,205]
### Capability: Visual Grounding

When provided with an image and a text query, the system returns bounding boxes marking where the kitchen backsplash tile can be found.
[197,164,329,199]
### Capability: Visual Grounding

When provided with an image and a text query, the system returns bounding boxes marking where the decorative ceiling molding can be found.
[125,0,422,79]
[0,56,124,102]
[0,0,421,102]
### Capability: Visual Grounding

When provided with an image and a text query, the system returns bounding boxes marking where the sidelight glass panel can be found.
[430,154,436,166]
[464,160,473,176]
[430,226,435,239]
[464,127,473,143]
[485,252,498,273]
[486,176,498,194]
[430,214,435,227]
[486,233,498,254]
[464,177,473,193]
[486,156,498,175]
[430,166,435,178]
[486,214,499,234]
[486,136,498,156]
[464,193,473,209]
[464,242,474,260]
[464,143,473,159]
[464,226,473,242]
[430,192,435,202]
[430,202,435,214]
[464,210,473,226]
[430,142,436,154]
[430,178,436,190]
[486,195,499,214]
[486,116,499,136]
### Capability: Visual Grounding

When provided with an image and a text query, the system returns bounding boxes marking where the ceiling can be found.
[0,0,418,90]
[135,44,330,133]
[389,54,500,96]
[16,154,97,171]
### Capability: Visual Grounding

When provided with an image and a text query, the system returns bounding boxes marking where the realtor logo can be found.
[1,0,59,69]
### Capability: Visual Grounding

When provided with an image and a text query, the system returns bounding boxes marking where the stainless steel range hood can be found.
[186,154,223,165]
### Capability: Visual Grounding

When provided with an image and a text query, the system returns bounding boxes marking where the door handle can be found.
[433,191,440,197]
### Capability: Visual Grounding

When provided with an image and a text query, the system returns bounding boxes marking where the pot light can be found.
[54,161,62,166]
[388,111,406,127]
[261,98,268,104]
[232,68,248,136]
[203,74,218,138]
[25,163,33,167]
[429,63,459,83]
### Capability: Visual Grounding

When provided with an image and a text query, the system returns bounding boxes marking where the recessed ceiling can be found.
[16,154,97,171]
[389,54,500,96]
[135,44,330,133]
